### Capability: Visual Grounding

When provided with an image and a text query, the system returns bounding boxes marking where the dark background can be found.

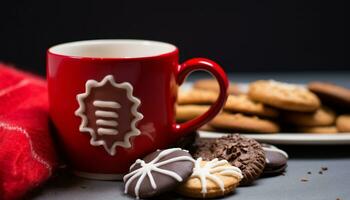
[0,0,348,75]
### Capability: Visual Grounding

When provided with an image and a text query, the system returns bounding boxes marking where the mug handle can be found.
[172,58,229,136]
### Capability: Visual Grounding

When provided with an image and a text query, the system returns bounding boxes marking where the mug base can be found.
[73,171,124,180]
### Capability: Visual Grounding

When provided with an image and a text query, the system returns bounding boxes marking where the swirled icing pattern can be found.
[191,157,243,197]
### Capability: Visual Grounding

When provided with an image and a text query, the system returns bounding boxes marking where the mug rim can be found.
[47,39,178,60]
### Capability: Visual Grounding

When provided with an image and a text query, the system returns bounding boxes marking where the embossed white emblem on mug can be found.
[75,75,143,156]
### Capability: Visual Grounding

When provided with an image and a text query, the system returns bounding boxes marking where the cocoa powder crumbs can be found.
[300,177,308,182]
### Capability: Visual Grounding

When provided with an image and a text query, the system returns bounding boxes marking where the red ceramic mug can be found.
[47,40,228,180]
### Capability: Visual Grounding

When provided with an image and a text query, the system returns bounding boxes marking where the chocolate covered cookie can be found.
[123,148,194,198]
[261,144,288,175]
[308,82,350,111]
[193,135,266,185]
[178,158,242,198]
[191,138,216,159]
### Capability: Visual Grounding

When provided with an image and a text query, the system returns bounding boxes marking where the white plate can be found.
[198,131,350,145]
[183,82,350,145]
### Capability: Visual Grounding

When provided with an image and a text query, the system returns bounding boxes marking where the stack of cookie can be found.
[176,79,350,133]
[308,82,350,133]
[249,80,350,133]
[248,80,325,133]
[177,79,281,133]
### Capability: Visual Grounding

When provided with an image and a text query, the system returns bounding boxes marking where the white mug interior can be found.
[49,39,177,58]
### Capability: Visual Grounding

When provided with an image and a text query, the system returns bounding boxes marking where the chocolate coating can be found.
[193,134,266,185]
[124,148,194,198]
[261,144,288,176]
[308,82,350,112]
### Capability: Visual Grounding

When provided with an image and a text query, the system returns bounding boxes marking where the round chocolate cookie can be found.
[193,134,266,185]
[308,82,350,111]
[191,138,215,159]
[261,144,288,176]
[123,148,194,198]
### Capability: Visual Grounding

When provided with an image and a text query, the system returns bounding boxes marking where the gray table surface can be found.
[29,71,350,200]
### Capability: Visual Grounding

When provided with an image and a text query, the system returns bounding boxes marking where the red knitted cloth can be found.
[0,64,57,200]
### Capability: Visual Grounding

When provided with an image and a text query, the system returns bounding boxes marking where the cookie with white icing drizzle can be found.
[123,148,194,199]
[177,158,243,198]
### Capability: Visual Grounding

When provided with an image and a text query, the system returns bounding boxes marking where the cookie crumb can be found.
[300,177,308,182]
[318,171,323,174]
[281,172,286,176]
[307,171,311,174]
[321,167,328,171]
[336,198,341,200]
